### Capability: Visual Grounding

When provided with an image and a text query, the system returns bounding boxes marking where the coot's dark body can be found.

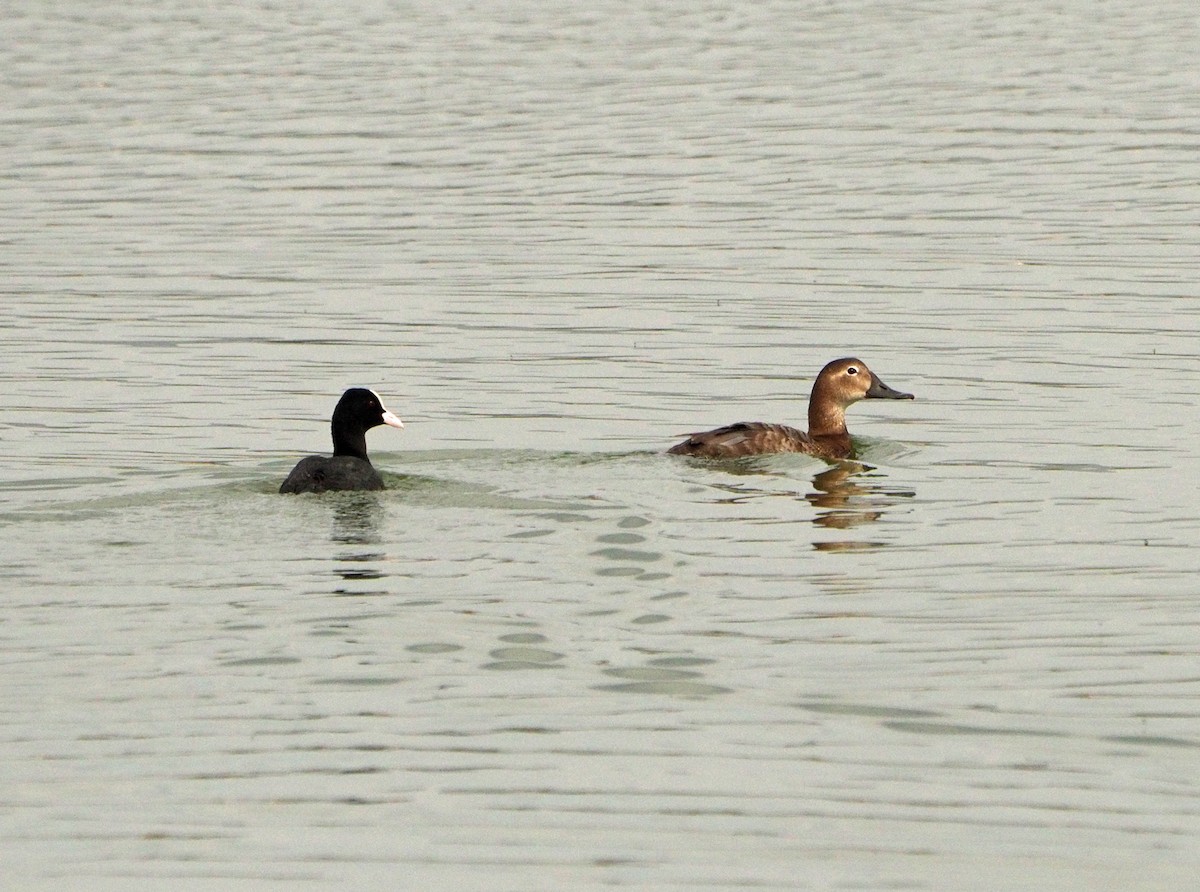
[280,388,403,494]
[280,454,386,494]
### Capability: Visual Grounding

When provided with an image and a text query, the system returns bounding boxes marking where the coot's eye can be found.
[846,366,858,375]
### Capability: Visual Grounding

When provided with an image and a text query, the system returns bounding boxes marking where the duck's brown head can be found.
[808,358,914,437]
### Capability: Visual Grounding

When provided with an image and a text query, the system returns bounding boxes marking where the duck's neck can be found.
[332,426,370,462]
[808,392,848,438]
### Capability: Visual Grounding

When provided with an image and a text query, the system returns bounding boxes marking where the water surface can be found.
[3,1,1200,888]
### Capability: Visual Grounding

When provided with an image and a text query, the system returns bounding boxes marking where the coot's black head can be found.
[331,388,404,460]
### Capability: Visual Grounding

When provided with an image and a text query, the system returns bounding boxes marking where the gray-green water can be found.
[3,1,1199,888]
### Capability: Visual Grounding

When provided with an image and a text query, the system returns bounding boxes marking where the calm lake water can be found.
[3,1,1199,888]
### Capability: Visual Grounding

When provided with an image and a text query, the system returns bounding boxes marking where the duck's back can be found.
[279,455,385,494]
[667,422,821,458]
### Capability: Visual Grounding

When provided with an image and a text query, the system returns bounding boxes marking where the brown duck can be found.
[668,358,914,460]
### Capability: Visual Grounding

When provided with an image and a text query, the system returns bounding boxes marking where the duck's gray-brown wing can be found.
[667,422,811,458]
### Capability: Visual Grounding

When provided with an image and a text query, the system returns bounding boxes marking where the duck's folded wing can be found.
[667,422,809,457]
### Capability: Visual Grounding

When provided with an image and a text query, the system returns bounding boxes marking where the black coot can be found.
[280,388,404,494]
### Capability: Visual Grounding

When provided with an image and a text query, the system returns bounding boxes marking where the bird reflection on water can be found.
[330,492,385,546]
[808,462,915,551]
[702,459,915,549]
[329,493,390,593]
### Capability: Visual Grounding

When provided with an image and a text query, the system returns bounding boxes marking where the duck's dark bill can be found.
[866,376,914,400]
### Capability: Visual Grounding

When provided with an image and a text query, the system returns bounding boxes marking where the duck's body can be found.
[280,388,404,494]
[668,421,849,460]
[668,358,913,460]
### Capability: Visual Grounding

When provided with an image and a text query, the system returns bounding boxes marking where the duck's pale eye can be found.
[846,366,859,375]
